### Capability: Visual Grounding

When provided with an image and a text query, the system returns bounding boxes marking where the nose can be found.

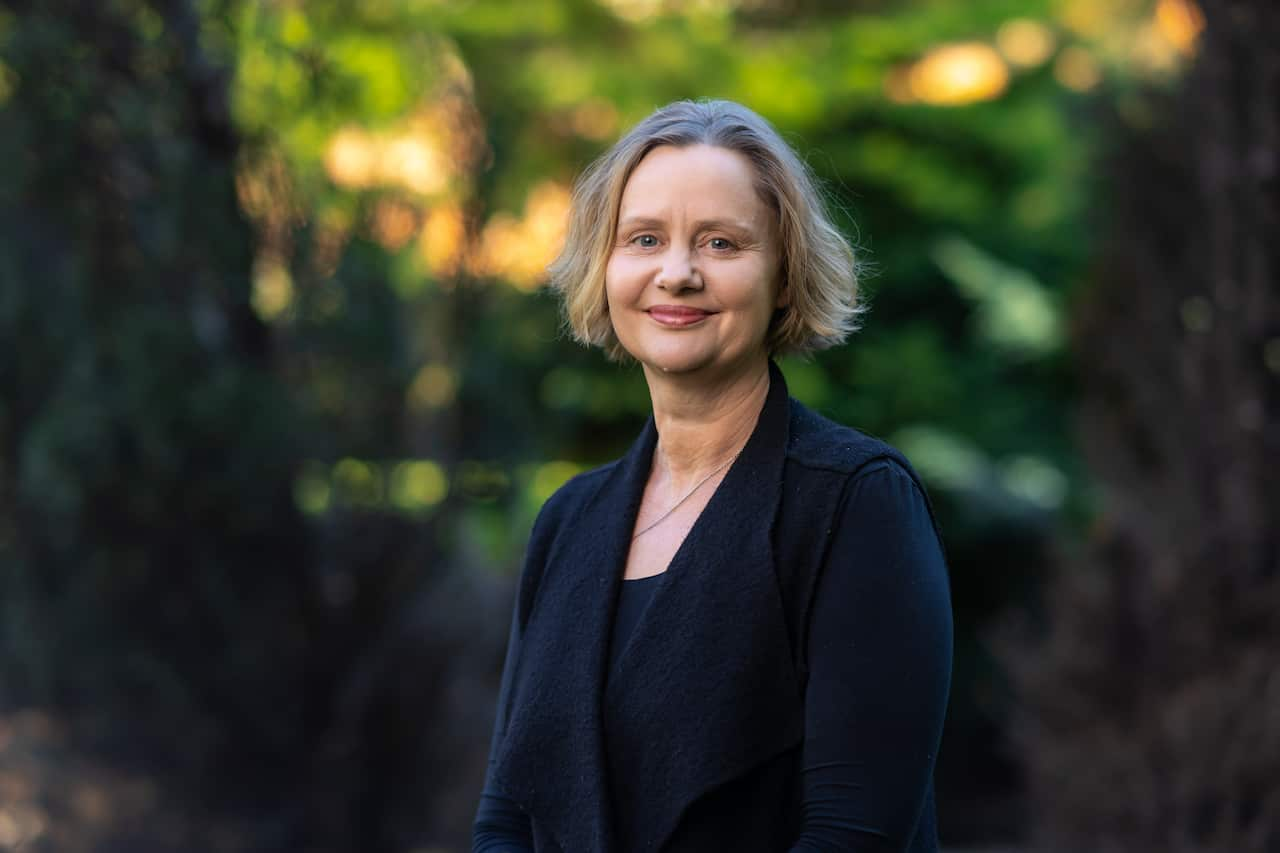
[655,246,702,293]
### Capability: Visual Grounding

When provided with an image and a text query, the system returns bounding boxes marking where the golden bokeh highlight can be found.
[384,134,450,196]
[1057,0,1117,39]
[907,43,1010,106]
[469,182,571,290]
[1155,0,1205,55]
[996,19,1057,68]
[324,127,378,188]
[1131,0,1205,76]
[1054,45,1102,91]
[324,125,449,197]
[419,204,467,277]
[1129,20,1181,74]
[370,197,421,251]
[251,256,294,321]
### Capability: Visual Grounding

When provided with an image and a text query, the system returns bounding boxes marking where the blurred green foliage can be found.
[223,0,1118,532]
[0,0,1199,847]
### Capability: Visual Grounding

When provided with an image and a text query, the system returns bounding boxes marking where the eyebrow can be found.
[616,216,758,234]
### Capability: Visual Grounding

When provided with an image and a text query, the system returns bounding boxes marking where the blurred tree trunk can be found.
[0,3,507,850]
[1005,1,1279,850]
[0,0,316,822]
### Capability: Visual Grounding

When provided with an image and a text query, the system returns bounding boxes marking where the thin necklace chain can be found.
[631,449,741,541]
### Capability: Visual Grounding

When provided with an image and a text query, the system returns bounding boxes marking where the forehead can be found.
[618,144,769,223]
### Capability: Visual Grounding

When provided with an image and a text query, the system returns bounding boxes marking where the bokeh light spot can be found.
[1058,0,1111,39]
[389,460,448,511]
[419,204,466,277]
[1054,46,1102,92]
[384,134,449,196]
[532,461,584,505]
[932,237,1061,356]
[324,126,450,197]
[1155,0,1205,55]
[996,19,1057,68]
[294,461,332,516]
[370,198,420,251]
[333,458,383,508]
[891,425,987,492]
[325,127,378,189]
[251,257,294,321]
[470,182,570,290]
[408,363,458,411]
[909,43,1009,106]
[999,455,1069,509]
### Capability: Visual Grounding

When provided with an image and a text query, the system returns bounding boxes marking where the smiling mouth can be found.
[646,306,715,327]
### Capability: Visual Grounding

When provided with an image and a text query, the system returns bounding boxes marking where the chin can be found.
[636,342,753,380]
[627,333,704,368]
[648,359,708,375]
[635,350,709,375]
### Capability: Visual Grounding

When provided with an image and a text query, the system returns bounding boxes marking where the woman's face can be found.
[605,144,784,380]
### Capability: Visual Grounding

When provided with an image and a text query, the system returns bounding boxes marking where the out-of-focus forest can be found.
[0,0,1275,851]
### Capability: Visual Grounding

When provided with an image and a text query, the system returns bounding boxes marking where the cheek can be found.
[605,254,643,301]
[728,261,779,311]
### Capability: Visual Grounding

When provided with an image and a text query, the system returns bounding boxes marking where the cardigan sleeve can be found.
[788,459,953,852]
[472,597,536,852]
[473,482,578,852]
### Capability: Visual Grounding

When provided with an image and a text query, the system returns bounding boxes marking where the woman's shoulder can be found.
[513,459,622,622]
[784,397,922,485]
[529,458,619,534]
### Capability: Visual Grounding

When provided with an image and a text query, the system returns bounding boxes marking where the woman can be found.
[473,99,953,853]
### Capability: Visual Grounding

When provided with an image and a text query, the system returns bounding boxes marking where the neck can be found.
[642,356,771,489]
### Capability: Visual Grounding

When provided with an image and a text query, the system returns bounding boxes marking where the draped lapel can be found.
[489,400,658,852]
[490,361,803,853]
[603,360,804,852]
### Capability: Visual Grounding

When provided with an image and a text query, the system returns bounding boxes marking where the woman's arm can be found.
[789,459,954,852]
[472,598,535,852]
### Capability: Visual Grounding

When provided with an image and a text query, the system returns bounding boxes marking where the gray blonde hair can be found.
[548,98,864,361]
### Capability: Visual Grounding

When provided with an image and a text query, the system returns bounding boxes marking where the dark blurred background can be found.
[0,0,1275,851]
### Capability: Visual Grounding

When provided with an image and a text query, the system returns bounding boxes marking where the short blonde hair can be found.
[548,99,864,361]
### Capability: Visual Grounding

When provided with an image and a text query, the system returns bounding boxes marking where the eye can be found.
[631,234,659,248]
[707,237,736,251]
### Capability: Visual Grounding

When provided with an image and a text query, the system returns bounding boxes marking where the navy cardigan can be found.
[481,361,952,852]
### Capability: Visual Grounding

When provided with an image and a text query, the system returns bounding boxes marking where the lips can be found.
[646,305,715,327]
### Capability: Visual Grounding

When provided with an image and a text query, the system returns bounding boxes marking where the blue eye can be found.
[708,237,735,250]
[633,234,659,247]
